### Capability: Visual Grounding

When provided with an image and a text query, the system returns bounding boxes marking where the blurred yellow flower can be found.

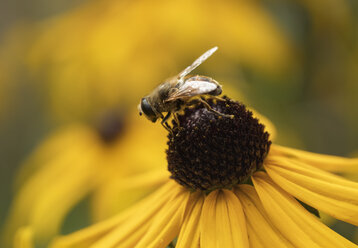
[1,111,168,247]
[13,226,34,248]
[5,0,294,121]
[49,98,358,248]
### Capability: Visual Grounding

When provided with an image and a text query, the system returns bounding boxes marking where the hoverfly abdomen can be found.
[209,85,222,96]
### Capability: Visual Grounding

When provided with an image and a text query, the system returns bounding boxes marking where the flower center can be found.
[166,97,271,192]
[95,111,126,144]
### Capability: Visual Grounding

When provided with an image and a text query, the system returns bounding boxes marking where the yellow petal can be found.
[176,192,204,248]
[135,187,190,248]
[253,172,358,248]
[200,190,249,248]
[13,227,34,248]
[3,143,100,246]
[246,225,265,248]
[90,182,184,248]
[112,221,151,248]
[270,144,358,173]
[236,185,294,248]
[31,149,99,237]
[49,181,175,248]
[265,156,358,226]
[91,169,169,221]
[14,125,97,190]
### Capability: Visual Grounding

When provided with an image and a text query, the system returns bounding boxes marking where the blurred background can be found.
[0,0,357,247]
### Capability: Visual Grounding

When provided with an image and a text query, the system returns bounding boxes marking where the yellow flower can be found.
[50,98,358,248]
[8,0,293,121]
[2,111,168,247]
[13,226,34,248]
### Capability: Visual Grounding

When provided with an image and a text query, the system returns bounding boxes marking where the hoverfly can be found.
[138,47,232,131]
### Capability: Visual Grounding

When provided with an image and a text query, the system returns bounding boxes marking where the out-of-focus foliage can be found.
[0,27,30,122]
[0,0,357,247]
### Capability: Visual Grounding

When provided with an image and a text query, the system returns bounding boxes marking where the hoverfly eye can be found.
[140,98,157,121]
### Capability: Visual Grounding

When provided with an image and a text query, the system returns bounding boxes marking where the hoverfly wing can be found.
[165,76,218,102]
[177,47,218,84]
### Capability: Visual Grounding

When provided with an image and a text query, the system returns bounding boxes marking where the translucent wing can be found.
[166,76,219,102]
[177,47,218,84]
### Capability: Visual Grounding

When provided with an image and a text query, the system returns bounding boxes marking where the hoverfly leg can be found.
[212,96,227,102]
[161,121,172,133]
[162,112,171,123]
[173,113,184,132]
[161,112,174,135]
[198,98,234,119]
[174,113,180,125]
